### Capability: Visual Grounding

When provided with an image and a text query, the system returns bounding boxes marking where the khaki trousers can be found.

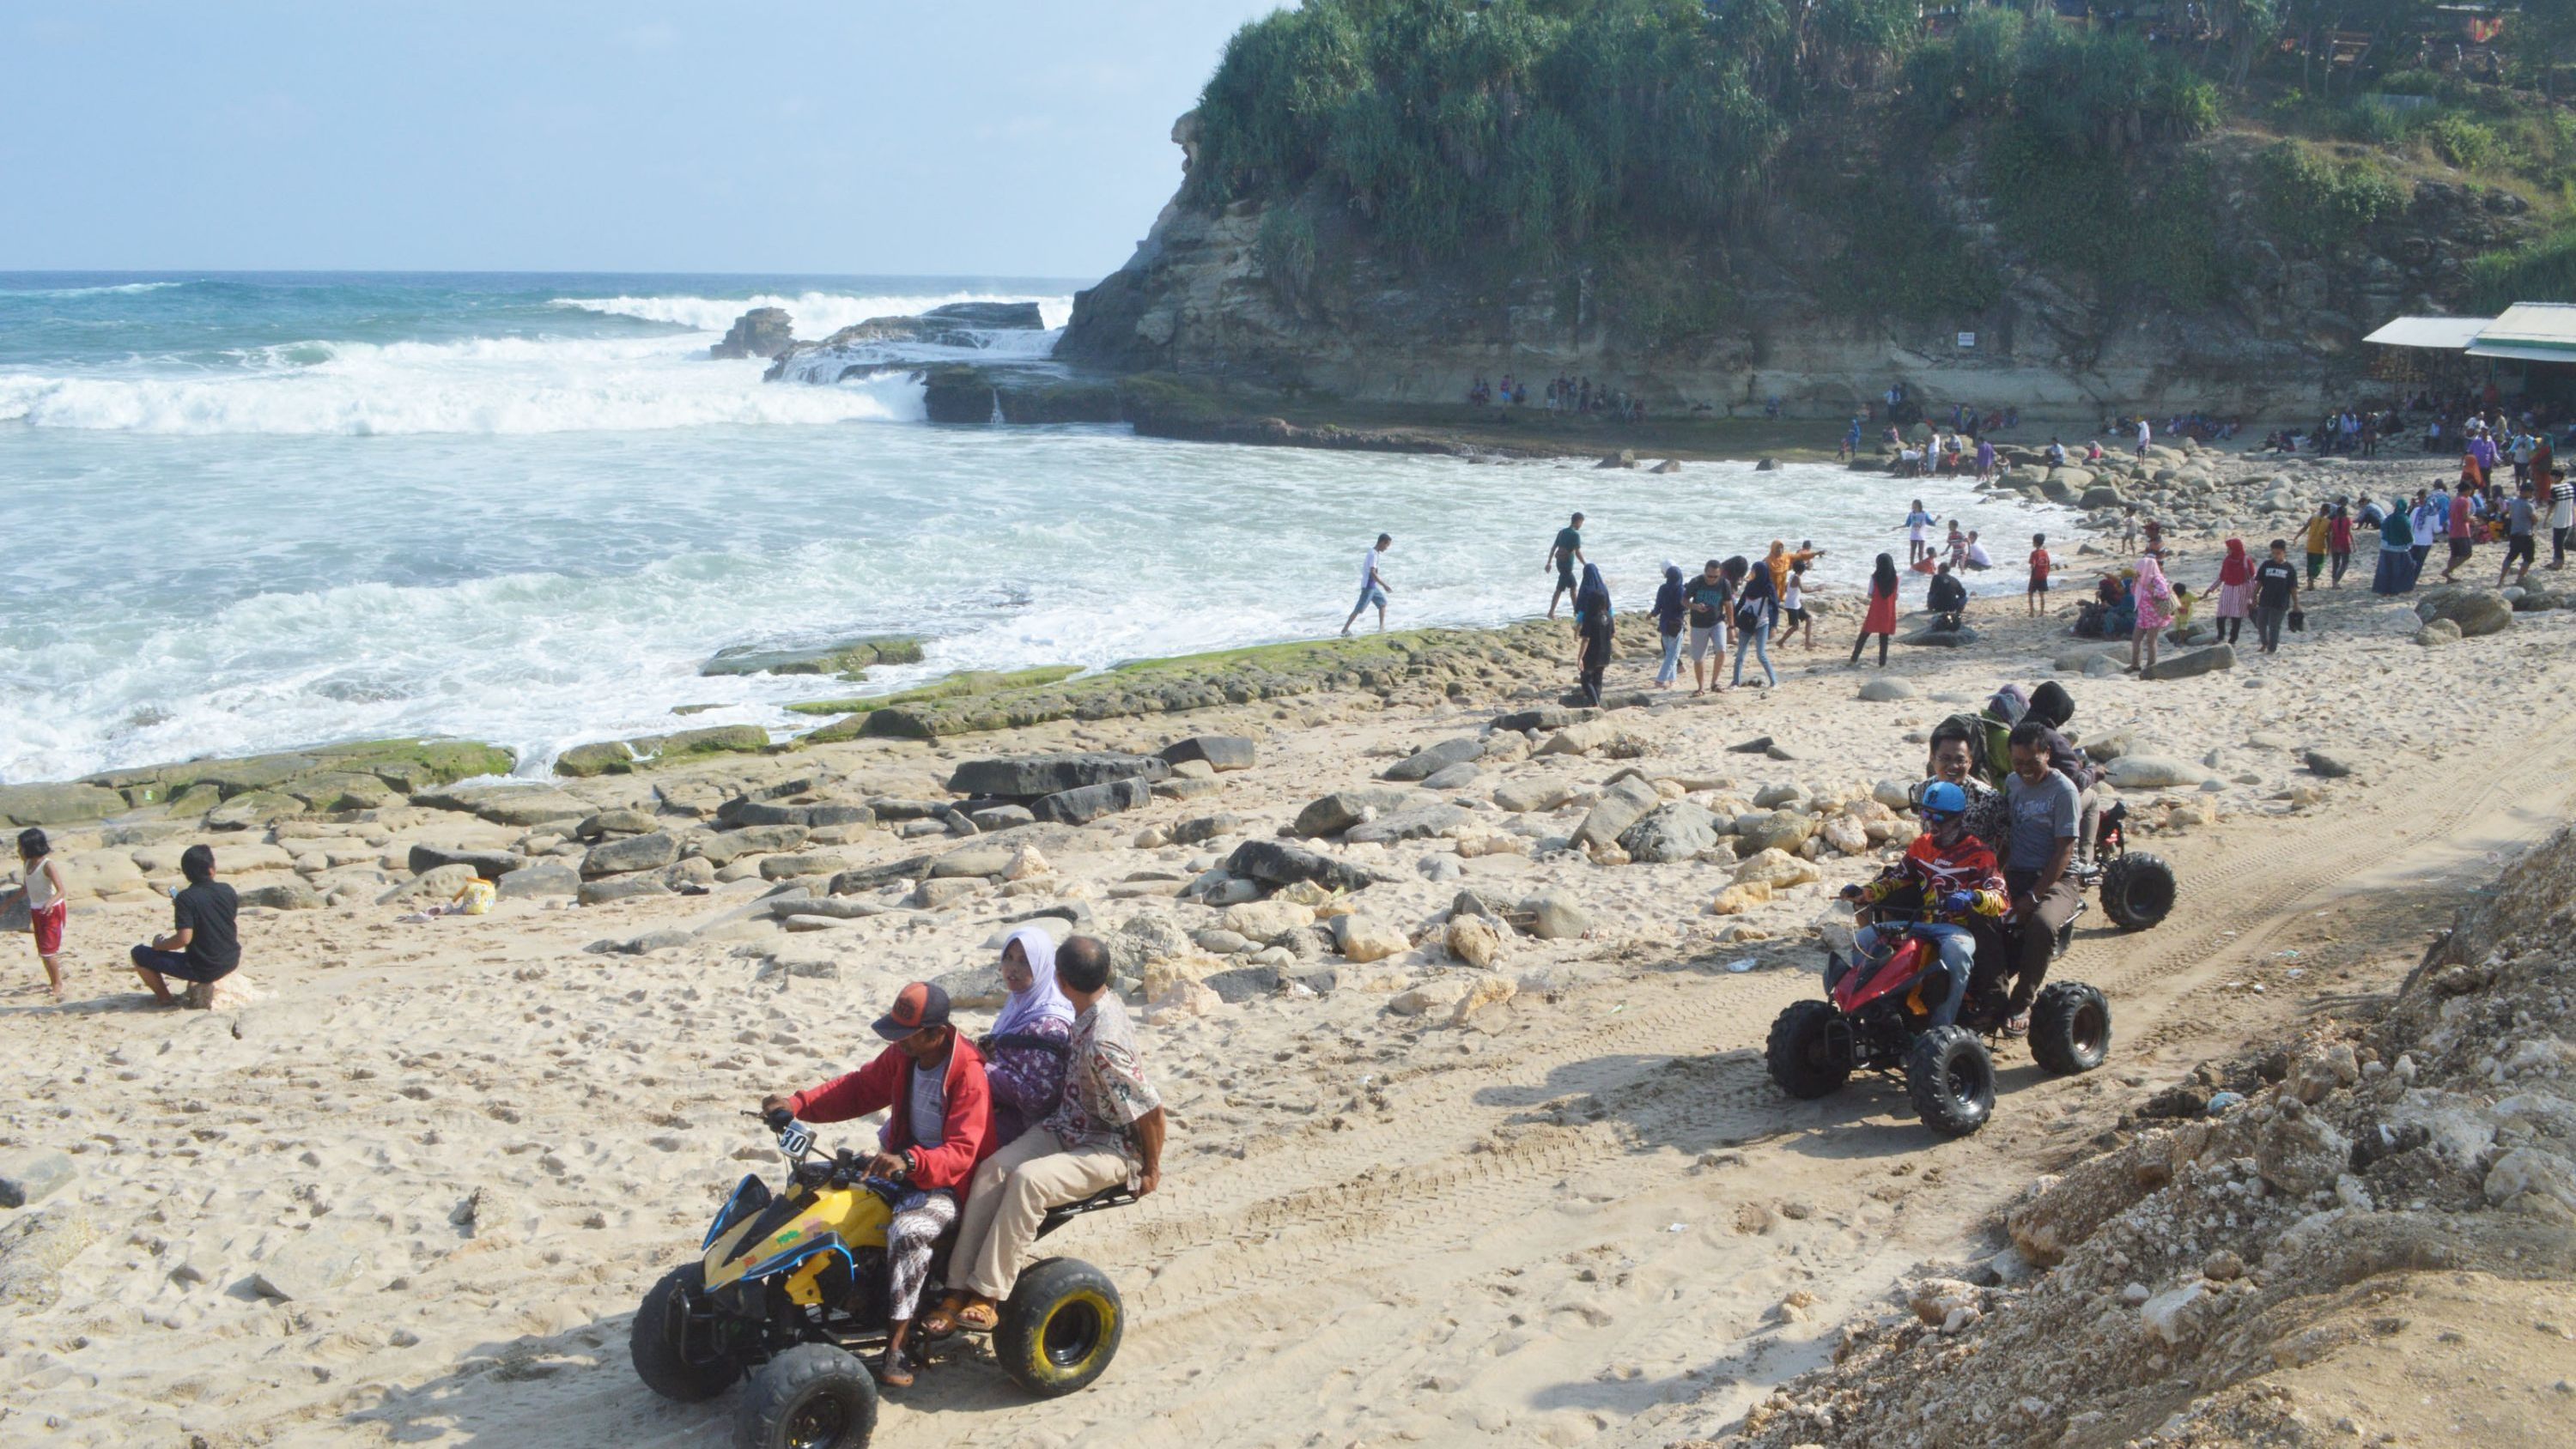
[947,1125,1129,1300]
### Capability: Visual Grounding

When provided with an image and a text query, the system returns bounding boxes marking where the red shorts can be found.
[30,901,65,956]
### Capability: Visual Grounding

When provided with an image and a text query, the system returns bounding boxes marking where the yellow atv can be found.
[631,1110,1134,1449]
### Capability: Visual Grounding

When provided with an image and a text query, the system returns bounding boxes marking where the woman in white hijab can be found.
[979,925,1076,1147]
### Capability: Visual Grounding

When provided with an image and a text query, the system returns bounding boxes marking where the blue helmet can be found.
[1918,780,1968,819]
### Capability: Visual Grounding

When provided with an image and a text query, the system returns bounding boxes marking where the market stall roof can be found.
[2364,315,2492,349]
[2465,303,2576,362]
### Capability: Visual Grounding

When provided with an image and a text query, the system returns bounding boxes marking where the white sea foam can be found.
[551,290,1074,336]
[0,332,925,435]
[0,280,186,299]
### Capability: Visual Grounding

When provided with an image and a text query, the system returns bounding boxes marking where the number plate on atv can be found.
[777,1121,814,1158]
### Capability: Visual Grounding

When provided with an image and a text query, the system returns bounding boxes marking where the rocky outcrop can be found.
[765,302,1053,385]
[1058,119,2533,415]
[709,306,795,361]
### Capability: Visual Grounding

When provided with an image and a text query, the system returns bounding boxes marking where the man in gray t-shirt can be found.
[2500,482,2538,587]
[2002,722,2085,1031]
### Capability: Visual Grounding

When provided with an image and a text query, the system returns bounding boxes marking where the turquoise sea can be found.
[0,272,2053,783]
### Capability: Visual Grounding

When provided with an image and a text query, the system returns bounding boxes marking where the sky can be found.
[0,1,1285,277]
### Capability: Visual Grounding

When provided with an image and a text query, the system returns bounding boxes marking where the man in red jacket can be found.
[762,980,993,1387]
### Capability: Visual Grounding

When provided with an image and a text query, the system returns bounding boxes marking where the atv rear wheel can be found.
[2099,853,2176,931]
[995,1258,1123,1398]
[1765,1000,1849,1100]
[631,1262,744,1403]
[737,1343,878,1449]
[2028,981,2111,1076]
[1905,1026,1995,1137]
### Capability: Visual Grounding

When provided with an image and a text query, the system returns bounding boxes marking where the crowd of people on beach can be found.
[1465,374,1651,423]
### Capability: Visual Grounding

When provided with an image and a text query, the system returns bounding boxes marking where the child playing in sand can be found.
[13,829,69,1003]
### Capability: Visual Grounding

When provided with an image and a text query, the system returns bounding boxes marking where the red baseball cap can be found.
[872,981,952,1042]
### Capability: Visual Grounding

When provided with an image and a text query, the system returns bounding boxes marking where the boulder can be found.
[1535,719,1620,756]
[239,881,325,912]
[580,832,680,879]
[250,1225,374,1301]
[2415,619,2460,647]
[1224,840,1387,895]
[1293,787,1413,837]
[416,786,592,828]
[1617,802,1718,864]
[1857,678,1916,701]
[2140,645,2235,682]
[1449,973,1516,1022]
[1032,779,1151,825]
[2301,749,2354,779]
[376,863,476,905]
[1420,762,1481,791]
[1709,881,1771,915]
[1572,776,1662,850]
[1732,848,1821,890]
[1900,625,1980,648]
[762,852,854,882]
[695,823,810,866]
[1381,737,1483,782]
[2253,1102,2351,1197]
[2415,587,2514,638]
[1518,888,1591,940]
[709,306,795,361]
[580,875,671,906]
[948,753,1168,799]
[1222,898,1316,942]
[1346,803,1469,845]
[1158,735,1256,773]
[1735,809,1814,858]
[495,860,581,900]
[1492,706,1583,733]
[1390,979,1471,1016]
[0,1150,76,1210]
[2105,755,2198,790]
[405,845,526,880]
[1332,914,1409,964]
[968,803,1037,832]
[1445,914,1503,968]
[576,809,659,840]
[1492,779,1575,814]
[927,845,1017,879]
[0,781,127,827]
[1109,913,1194,972]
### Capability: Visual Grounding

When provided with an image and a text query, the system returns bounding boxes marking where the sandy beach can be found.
[4,445,2576,1448]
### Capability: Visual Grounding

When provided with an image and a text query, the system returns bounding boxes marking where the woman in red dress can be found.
[1850,552,1901,668]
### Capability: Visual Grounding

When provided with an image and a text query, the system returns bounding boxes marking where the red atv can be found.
[1765,914,2111,1136]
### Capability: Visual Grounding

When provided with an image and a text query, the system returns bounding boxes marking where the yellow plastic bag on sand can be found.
[457,878,497,916]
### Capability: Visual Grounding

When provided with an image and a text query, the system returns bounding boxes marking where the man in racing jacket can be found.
[1839,780,2009,1028]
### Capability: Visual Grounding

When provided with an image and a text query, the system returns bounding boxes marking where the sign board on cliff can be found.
[1957,332,1977,349]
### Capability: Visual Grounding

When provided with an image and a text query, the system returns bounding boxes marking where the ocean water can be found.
[0,272,2065,784]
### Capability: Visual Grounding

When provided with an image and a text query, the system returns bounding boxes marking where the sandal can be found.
[953,1300,999,1333]
[920,1293,966,1338]
[2003,1012,2031,1039]
[874,1349,914,1389]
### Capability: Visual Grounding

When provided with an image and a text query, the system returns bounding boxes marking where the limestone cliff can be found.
[1060,119,2535,417]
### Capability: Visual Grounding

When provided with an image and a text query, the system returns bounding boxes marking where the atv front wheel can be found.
[737,1343,878,1449]
[1905,1027,1996,1137]
[1765,1000,1849,1100]
[631,1262,744,1403]
[995,1257,1123,1397]
[2028,981,2111,1076]
[2099,853,2176,931]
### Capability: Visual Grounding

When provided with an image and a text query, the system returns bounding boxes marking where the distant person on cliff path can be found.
[1341,533,1392,636]
[1546,512,1586,619]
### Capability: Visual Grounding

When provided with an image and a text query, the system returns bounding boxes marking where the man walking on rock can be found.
[1546,512,1586,619]
[1342,533,1392,635]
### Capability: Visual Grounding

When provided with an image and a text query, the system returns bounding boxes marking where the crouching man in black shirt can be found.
[131,845,239,1005]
